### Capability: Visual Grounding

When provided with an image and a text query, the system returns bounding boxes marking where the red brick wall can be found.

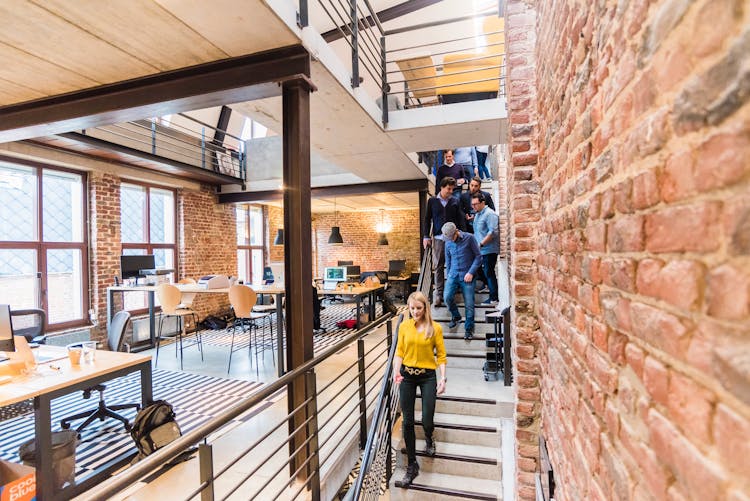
[507,0,750,499]
[268,204,284,264]
[504,2,542,499]
[312,209,421,278]
[177,185,236,318]
[90,172,121,335]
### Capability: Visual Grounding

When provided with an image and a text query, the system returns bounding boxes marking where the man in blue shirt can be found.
[472,193,500,305]
[441,221,482,339]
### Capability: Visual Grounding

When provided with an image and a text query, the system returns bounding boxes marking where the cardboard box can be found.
[0,460,36,501]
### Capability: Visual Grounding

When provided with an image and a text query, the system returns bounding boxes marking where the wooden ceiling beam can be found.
[0,45,311,143]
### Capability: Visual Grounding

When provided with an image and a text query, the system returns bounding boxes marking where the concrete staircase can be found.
[390,300,510,500]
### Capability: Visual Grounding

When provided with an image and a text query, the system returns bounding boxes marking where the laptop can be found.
[323,280,339,291]
[0,304,14,362]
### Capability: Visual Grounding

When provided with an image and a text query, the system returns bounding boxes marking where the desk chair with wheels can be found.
[155,283,203,370]
[60,311,141,435]
[9,308,47,344]
[228,285,273,374]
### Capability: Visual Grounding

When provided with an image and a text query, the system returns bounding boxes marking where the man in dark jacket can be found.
[459,177,496,233]
[436,149,470,198]
[423,177,465,306]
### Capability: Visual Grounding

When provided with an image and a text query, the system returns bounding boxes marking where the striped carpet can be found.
[0,370,265,478]
[0,301,401,483]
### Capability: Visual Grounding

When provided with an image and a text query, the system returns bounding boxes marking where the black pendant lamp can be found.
[328,199,344,245]
[273,228,284,245]
[377,233,389,245]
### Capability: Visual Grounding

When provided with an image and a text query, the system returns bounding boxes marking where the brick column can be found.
[504,1,541,499]
[89,172,121,340]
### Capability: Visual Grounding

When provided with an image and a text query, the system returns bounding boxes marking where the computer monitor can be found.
[0,304,15,353]
[120,254,156,279]
[388,260,406,275]
[337,260,354,266]
[346,265,361,277]
[324,266,347,282]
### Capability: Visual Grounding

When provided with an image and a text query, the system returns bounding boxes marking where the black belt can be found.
[402,365,433,376]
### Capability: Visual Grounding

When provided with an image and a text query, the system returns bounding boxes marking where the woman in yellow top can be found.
[393,291,447,485]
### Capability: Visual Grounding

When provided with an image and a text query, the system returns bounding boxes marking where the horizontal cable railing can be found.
[81,115,246,180]
[83,312,395,501]
[345,314,402,501]
[384,9,506,110]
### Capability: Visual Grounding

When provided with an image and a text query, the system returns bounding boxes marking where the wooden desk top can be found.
[108,284,286,295]
[320,285,384,296]
[0,346,151,408]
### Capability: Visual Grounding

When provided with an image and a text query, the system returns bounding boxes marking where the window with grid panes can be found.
[120,183,176,311]
[236,205,265,285]
[0,161,88,329]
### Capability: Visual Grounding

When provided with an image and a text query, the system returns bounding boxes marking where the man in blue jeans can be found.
[472,193,500,305]
[441,221,482,339]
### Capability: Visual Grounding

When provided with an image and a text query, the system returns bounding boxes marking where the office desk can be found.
[321,285,384,329]
[0,346,152,500]
[107,284,286,376]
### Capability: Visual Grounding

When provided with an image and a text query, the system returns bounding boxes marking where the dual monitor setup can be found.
[119,255,173,285]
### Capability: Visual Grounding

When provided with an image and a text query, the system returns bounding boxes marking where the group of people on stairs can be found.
[395,150,501,486]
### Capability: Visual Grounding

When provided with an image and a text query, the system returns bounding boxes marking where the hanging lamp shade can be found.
[328,226,344,245]
[377,233,389,245]
[273,228,284,245]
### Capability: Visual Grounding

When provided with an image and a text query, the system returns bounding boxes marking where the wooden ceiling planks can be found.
[37,0,230,71]
[0,1,156,84]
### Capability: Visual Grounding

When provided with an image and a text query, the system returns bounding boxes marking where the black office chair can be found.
[10,308,47,344]
[262,266,274,284]
[60,311,141,436]
[313,286,326,333]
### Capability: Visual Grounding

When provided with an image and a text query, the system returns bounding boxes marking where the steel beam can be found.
[0,45,310,143]
[282,78,315,482]
[218,178,429,203]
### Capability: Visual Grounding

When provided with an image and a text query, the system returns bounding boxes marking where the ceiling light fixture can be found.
[328,199,344,245]
[376,209,389,245]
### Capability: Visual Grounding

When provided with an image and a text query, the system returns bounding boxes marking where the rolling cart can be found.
[484,307,512,384]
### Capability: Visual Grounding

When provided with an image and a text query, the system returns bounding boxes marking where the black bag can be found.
[130,400,182,460]
[201,315,227,330]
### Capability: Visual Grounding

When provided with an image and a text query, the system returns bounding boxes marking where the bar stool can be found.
[155,283,203,370]
[228,285,272,375]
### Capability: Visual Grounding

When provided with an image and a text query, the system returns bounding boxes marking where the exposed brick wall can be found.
[504,1,542,499]
[519,0,750,500]
[90,172,121,337]
[87,179,235,340]
[312,209,421,278]
[267,204,284,264]
[178,185,236,318]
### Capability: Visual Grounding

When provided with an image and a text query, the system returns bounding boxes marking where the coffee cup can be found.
[67,346,82,365]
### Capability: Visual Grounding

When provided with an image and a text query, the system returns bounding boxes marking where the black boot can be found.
[402,461,419,485]
[424,437,436,456]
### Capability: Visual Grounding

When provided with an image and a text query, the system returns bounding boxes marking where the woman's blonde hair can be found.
[407,291,435,340]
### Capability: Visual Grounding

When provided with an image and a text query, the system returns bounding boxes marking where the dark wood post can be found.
[282,77,316,483]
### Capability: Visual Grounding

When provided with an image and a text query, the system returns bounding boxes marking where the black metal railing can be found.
[81,113,246,180]
[345,314,402,500]
[298,1,506,123]
[83,313,395,501]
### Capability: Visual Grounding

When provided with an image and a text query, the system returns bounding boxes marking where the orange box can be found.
[0,460,36,501]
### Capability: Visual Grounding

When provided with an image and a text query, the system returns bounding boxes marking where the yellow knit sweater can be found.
[396,318,447,369]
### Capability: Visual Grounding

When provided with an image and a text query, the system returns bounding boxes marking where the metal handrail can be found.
[389,63,505,85]
[83,312,395,500]
[386,29,505,54]
[401,74,505,95]
[176,112,245,144]
[347,314,403,500]
[384,9,499,36]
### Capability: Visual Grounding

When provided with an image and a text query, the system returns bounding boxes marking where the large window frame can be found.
[236,205,265,285]
[0,158,89,330]
[120,181,177,312]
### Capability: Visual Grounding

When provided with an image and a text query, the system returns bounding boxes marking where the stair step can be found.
[419,411,500,433]
[404,439,500,464]
[391,470,501,501]
[416,393,502,418]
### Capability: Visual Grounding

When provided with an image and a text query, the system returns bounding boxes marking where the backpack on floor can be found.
[130,400,182,461]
